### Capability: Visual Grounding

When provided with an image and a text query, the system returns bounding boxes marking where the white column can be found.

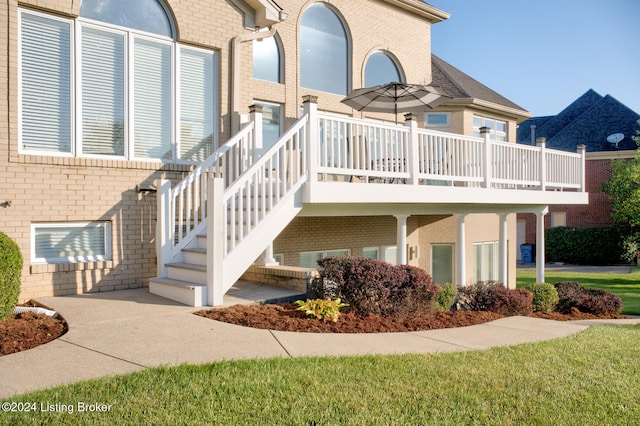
[207,177,225,306]
[499,213,508,287]
[303,95,319,184]
[535,208,548,283]
[249,104,263,162]
[404,113,419,186]
[395,214,409,265]
[257,243,278,266]
[537,137,547,191]
[480,127,492,188]
[457,214,467,286]
[156,179,172,277]
[577,144,586,192]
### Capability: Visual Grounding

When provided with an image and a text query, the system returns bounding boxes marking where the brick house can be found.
[1,0,587,306]
[516,90,640,258]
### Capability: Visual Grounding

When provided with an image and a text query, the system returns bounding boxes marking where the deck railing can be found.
[314,110,586,190]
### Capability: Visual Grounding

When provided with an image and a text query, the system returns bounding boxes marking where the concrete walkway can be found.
[2,288,639,399]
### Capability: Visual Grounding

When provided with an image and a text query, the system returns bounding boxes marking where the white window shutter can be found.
[81,26,126,156]
[133,38,172,160]
[33,223,110,262]
[179,47,215,162]
[20,13,72,153]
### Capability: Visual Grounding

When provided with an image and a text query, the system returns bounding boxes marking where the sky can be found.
[425,0,640,117]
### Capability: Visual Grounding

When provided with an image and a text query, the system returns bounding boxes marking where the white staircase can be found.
[149,100,315,306]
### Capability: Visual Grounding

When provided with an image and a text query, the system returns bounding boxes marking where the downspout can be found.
[230,25,278,133]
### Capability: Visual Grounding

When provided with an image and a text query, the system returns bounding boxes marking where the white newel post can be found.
[249,104,263,162]
[156,179,172,277]
[405,113,420,185]
[457,214,467,286]
[535,208,548,283]
[303,95,319,184]
[499,213,508,287]
[480,127,492,188]
[537,137,547,191]
[577,144,586,192]
[395,214,409,265]
[207,177,225,306]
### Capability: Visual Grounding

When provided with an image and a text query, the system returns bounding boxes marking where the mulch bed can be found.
[0,303,68,356]
[195,303,625,334]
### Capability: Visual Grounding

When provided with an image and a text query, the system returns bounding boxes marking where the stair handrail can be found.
[162,115,261,262]
[222,112,310,256]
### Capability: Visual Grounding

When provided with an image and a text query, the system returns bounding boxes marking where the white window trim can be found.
[31,222,112,264]
[299,249,350,267]
[424,112,451,131]
[18,8,218,164]
[363,247,379,259]
[473,115,507,141]
[473,241,499,282]
[362,245,397,264]
[18,9,76,158]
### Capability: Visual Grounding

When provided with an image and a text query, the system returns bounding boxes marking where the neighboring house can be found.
[1,0,587,307]
[516,90,640,258]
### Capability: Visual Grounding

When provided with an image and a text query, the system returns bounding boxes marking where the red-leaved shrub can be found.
[554,281,623,315]
[313,257,438,317]
[457,281,533,316]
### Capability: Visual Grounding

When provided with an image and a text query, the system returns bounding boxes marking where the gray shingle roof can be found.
[517,89,640,152]
[431,54,527,113]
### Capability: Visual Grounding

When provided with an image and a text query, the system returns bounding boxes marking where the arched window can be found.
[80,0,173,37]
[300,3,349,95]
[253,34,282,83]
[364,51,403,87]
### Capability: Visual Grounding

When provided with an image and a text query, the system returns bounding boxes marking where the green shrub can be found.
[554,281,623,315]
[436,283,457,311]
[295,298,349,322]
[546,225,637,265]
[0,232,23,321]
[521,282,559,313]
[314,257,439,317]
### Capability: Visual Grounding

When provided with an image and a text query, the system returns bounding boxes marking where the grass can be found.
[2,325,640,425]
[517,266,640,315]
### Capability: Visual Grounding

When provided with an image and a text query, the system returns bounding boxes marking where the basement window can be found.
[31,222,112,263]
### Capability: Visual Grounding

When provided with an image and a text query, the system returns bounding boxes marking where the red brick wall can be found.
[518,156,632,244]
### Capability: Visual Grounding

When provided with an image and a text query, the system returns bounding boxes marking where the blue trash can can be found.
[520,244,533,263]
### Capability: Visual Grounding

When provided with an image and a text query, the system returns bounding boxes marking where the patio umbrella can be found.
[341,82,448,124]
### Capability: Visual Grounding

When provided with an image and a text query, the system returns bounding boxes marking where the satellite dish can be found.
[607,133,624,144]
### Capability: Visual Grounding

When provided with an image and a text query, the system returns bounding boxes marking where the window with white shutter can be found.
[80,26,126,157]
[133,38,172,160]
[32,222,112,263]
[18,5,218,163]
[179,47,216,162]
[19,12,72,154]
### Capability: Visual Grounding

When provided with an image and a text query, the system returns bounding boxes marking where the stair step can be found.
[167,261,206,271]
[149,277,208,307]
[166,262,207,285]
[182,247,206,265]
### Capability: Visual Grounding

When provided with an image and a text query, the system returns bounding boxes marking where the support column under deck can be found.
[457,214,466,286]
[257,243,278,266]
[395,214,408,265]
[499,213,508,287]
[536,209,548,283]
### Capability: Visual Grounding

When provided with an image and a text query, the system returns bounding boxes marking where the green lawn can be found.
[517,266,640,315]
[2,325,640,425]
